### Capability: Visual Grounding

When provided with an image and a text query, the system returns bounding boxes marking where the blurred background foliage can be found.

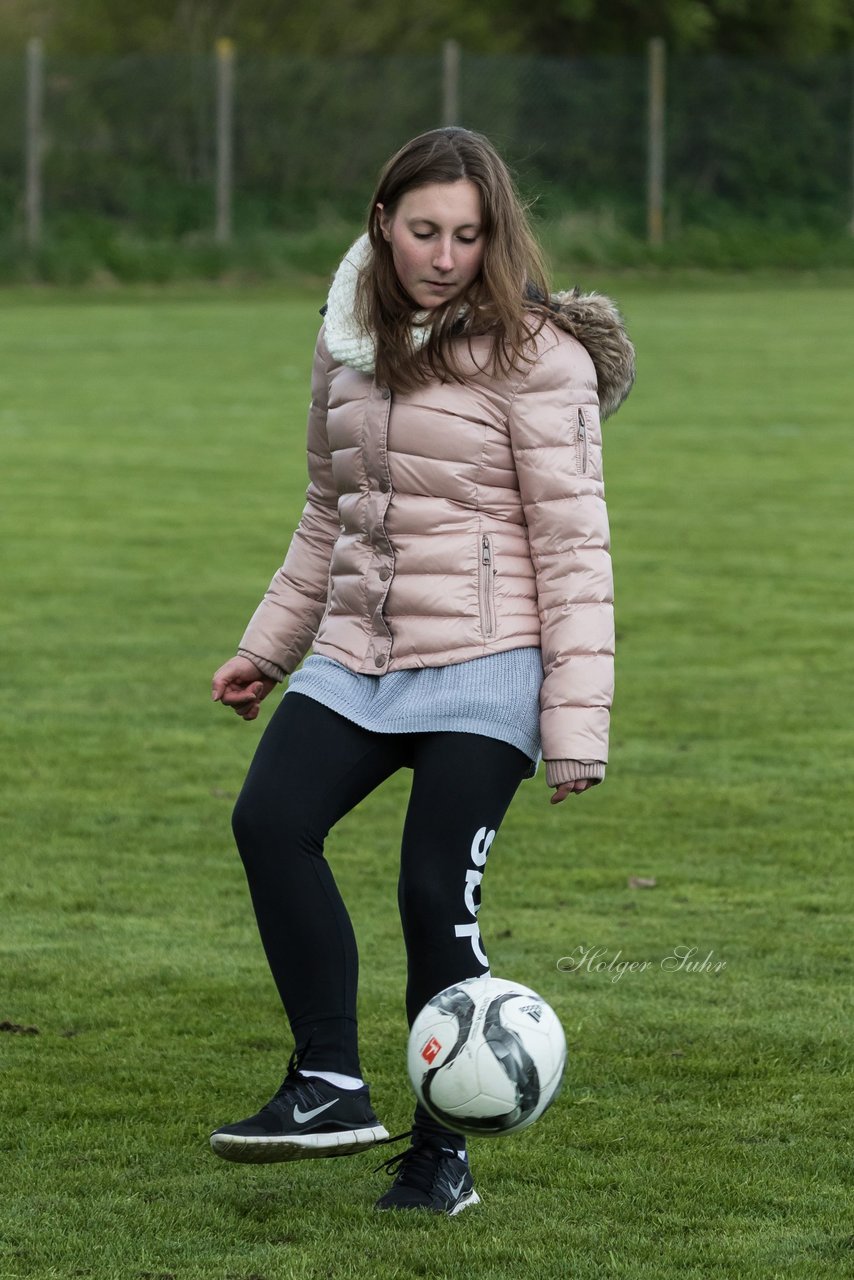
[2,0,852,56]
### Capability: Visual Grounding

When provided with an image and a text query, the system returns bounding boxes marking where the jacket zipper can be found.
[480,534,495,638]
[577,408,589,474]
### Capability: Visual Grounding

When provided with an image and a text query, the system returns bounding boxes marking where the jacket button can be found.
[374,654,387,667]
[379,479,389,493]
[381,387,391,399]
[379,567,391,581]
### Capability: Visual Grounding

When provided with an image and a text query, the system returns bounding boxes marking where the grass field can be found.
[1,277,852,1280]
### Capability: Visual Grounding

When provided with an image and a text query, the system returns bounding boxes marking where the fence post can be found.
[443,39,460,125]
[25,36,44,248]
[215,37,235,244]
[646,36,666,246]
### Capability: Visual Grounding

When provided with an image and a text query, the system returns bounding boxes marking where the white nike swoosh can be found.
[293,1097,340,1124]
[448,1176,468,1200]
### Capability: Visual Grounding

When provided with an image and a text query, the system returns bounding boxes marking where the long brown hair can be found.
[354,127,551,395]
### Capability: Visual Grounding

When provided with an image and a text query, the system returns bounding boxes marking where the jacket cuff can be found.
[237,648,285,684]
[545,759,606,788]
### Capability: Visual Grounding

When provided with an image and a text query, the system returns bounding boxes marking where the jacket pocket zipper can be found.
[480,534,495,638]
[576,408,589,474]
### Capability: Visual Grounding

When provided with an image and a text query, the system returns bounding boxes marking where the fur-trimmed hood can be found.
[323,233,636,420]
[537,286,636,420]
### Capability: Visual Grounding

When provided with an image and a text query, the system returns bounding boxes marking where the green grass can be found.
[0,278,852,1279]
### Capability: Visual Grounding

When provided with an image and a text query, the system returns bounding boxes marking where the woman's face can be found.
[377,179,485,310]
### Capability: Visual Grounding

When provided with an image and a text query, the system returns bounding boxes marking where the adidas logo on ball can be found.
[520,1003,543,1022]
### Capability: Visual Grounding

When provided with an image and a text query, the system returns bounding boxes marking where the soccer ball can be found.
[407,975,567,1136]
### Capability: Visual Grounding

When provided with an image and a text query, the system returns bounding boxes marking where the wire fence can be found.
[2,43,853,246]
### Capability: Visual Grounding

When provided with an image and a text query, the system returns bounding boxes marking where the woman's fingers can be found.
[212,657,266,703]
[550,779,594,803]
[224,683,268,718]
[212,664,275,721]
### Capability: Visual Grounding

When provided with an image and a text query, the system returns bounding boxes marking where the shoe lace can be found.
[282,1041,309,1084]
[264,1040,322,1113]
[372,1132,452,1192]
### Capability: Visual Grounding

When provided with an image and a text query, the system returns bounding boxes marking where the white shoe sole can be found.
[449,1189,481,1216]
[375,1188,482,1215]
[210,1123,390,1163]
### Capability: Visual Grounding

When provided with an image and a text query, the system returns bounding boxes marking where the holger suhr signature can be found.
[557,944,727,983]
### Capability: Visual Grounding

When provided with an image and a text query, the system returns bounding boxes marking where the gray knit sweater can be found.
[283,646,606,786]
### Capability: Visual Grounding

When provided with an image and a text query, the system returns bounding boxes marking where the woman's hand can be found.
[550,779,596,804]
[211,656,277,721]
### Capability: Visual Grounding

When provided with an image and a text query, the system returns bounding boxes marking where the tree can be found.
[501,0,854,56]
[1,0,852,56]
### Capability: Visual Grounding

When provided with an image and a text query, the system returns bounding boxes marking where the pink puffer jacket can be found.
[238,288,635,783]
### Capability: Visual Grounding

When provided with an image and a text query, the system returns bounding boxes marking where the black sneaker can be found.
[374,1132,480,1215]
[210,1049,388,1164]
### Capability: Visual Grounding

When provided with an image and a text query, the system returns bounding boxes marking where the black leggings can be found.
[231,690,532,1083]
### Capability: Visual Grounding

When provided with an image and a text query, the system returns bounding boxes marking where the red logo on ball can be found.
[421,1036,442,1064]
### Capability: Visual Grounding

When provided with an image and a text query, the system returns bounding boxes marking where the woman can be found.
[209,127,635,1216]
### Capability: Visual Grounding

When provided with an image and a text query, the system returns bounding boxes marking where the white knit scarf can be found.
[323,233,436,375]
